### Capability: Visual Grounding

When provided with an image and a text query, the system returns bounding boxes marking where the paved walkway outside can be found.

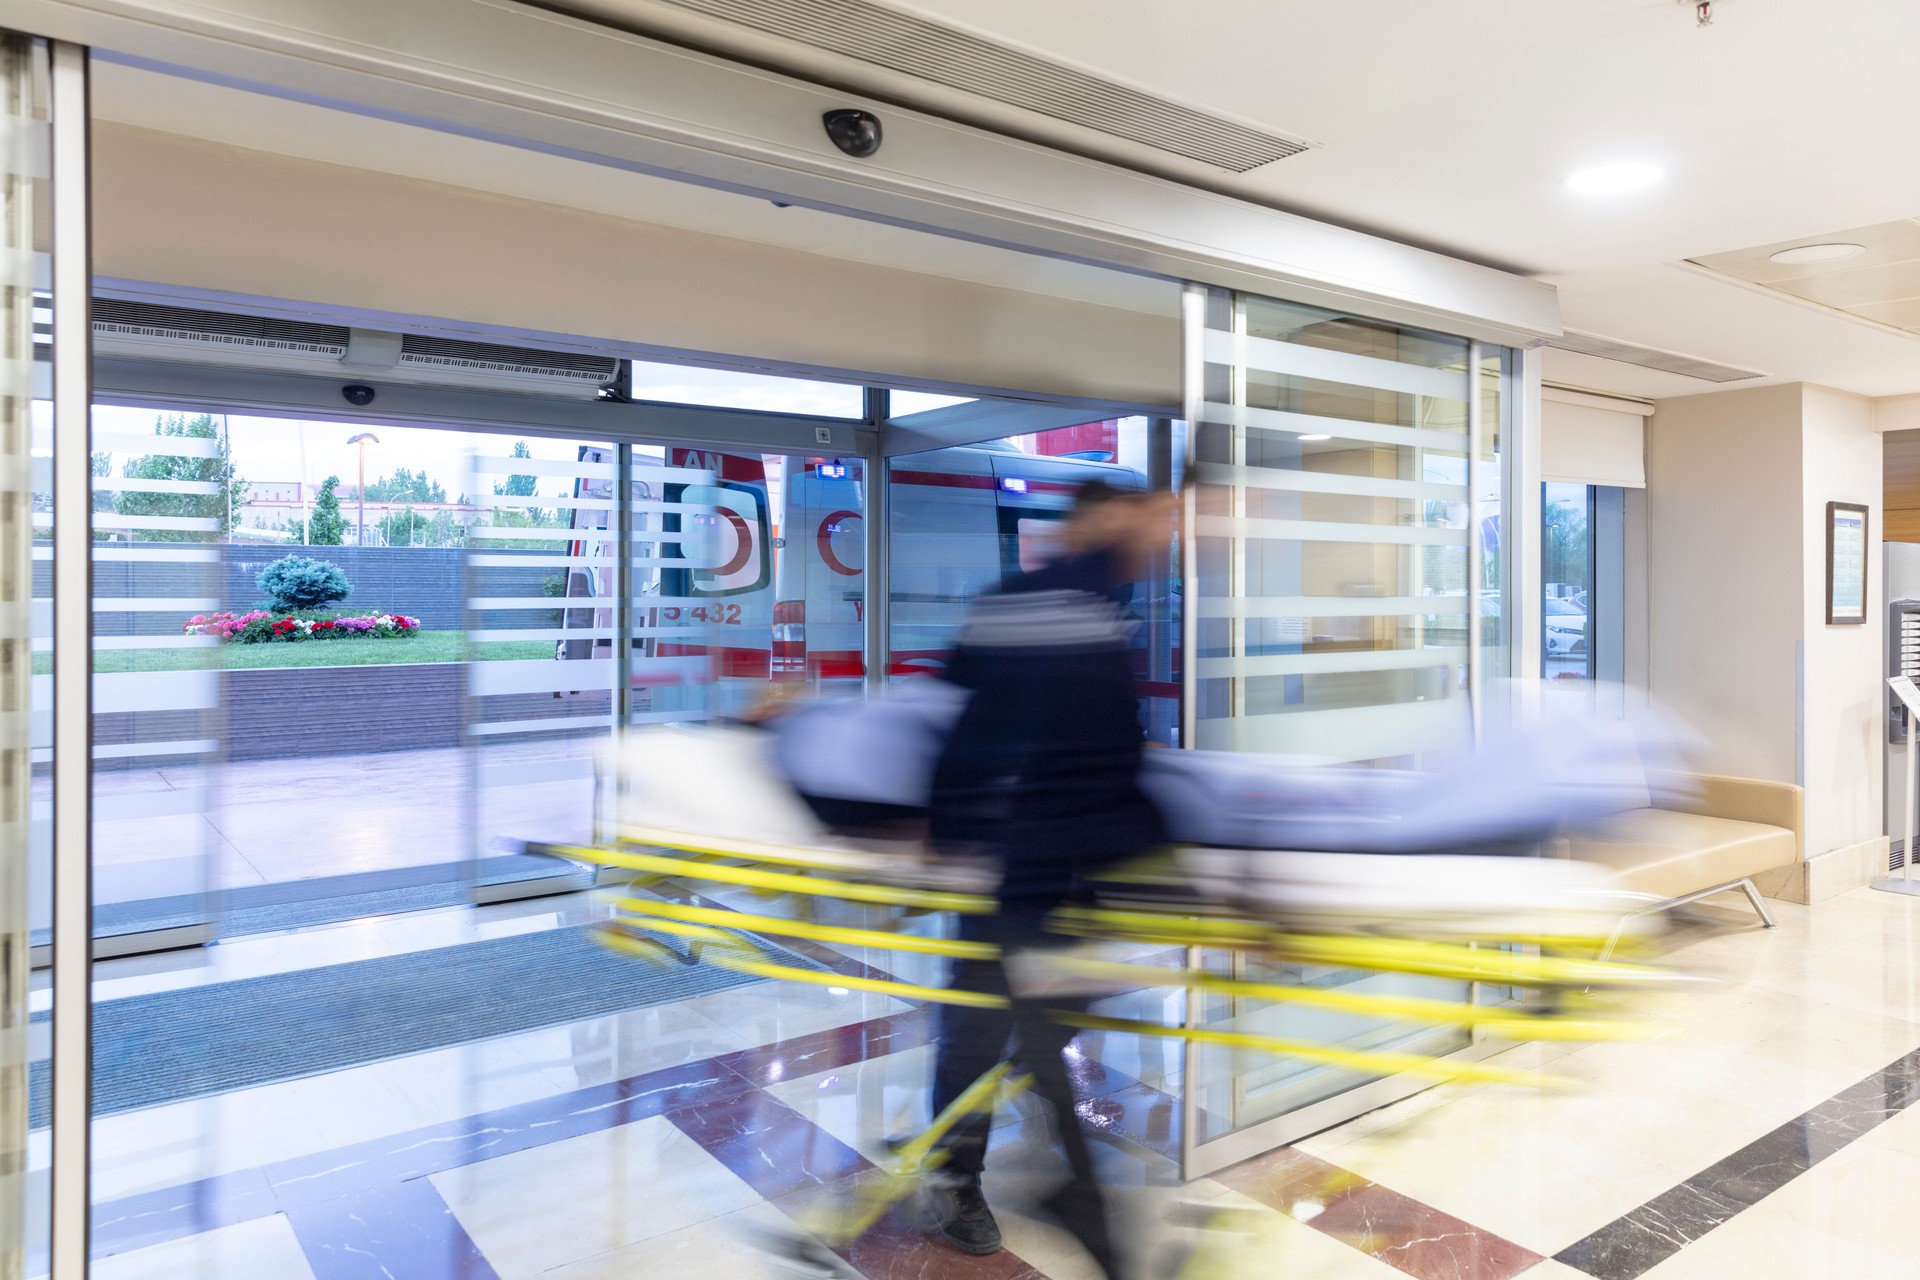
[80,739,600,894]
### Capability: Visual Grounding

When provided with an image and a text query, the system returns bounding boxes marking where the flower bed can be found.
[185,610,421,644]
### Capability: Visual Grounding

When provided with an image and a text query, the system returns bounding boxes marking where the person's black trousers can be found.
[927,901,1117,1270]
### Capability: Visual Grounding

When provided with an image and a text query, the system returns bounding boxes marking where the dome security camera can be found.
[823,109,883,159]
[342,384,376,407]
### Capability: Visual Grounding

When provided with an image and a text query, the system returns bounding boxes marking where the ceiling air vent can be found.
[656,0,1309,172]
[397,335,619,390]
[1547,330,1763,384]
[93,299,618,398]
[93,299,350,362]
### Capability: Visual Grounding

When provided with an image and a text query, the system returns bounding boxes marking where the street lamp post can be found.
[347,432,378,545]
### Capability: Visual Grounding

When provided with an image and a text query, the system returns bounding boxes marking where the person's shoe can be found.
[932,1177,1003,1256]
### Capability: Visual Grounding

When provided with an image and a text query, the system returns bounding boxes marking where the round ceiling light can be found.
[1768,242,1867,266]
[1563,161,1665,197]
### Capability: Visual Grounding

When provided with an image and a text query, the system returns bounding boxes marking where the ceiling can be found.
[541,0,1920,400]
[1691,220,1920,334]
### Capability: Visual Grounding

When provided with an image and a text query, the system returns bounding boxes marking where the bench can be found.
[1559,771,1804,945]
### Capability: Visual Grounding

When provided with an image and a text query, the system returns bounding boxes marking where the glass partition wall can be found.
[2,34,49,1279]
[1181,284,1518,1174]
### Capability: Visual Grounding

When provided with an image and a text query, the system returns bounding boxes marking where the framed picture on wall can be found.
[1827,501,1869,625]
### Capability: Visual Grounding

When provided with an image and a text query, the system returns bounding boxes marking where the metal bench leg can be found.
[1737,876,1779,928]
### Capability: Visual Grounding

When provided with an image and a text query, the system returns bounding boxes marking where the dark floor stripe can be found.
[285,1177,500,1280]
[666,1085,1052,1280]
[1555,1045,1920,1279]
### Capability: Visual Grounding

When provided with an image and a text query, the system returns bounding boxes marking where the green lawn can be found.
[39,630,554,674]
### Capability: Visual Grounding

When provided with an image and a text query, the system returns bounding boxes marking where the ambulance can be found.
[548,439,1158,715]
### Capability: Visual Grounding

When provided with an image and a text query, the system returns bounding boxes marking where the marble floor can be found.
[33,881,1920,1279]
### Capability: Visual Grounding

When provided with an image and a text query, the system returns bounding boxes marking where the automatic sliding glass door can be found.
[1182,284,1518,1175]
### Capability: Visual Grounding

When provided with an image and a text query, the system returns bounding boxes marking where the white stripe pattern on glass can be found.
[1204,328,1469,401]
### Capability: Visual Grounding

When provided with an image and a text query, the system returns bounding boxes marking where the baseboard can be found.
[1753,836,1889,905]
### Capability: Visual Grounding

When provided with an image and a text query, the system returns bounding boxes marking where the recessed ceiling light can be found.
[1768,242,1867,266]
[1298,433,1331,442]
[1564,161,1665,197]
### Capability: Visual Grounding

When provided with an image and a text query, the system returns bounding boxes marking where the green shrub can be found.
[257,555,353,611]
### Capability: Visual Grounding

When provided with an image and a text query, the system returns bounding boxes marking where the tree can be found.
[376,505,461,548]
[1543,497,1590,591]
[307,475,346,546]
[114,413,248,542]
[497,440,537,496]
[493,439,544,523]
[363,467,448,504]
[257,555,352,610]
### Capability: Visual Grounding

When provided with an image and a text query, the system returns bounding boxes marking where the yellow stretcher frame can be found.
[534,829,1672,1095]
[534,824,1679,1271]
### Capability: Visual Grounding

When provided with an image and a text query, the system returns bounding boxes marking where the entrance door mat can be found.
[29,922,813,1124]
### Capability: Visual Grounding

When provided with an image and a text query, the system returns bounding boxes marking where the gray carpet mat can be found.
[29,922,814,1125]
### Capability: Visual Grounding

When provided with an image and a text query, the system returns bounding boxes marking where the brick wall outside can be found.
[92,662,611,766]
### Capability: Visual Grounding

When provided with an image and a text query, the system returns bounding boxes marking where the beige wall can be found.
[1799,386,1883,856]
[1646,383,1804,787]
[1646,382,1884,860]
[92,123,1181,408]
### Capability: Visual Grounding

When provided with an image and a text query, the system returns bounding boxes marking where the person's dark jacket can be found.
[928,547,1165,903]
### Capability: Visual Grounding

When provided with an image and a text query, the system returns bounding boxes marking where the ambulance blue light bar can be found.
[1000,477,1028,494]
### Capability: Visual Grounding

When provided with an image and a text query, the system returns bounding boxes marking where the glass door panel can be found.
[4,34,47,1275]
[1184,285,1513,1174]
[85,410,226,954]
[465,439,617,866]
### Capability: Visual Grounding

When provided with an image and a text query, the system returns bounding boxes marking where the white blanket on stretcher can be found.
[769,682,1695,855]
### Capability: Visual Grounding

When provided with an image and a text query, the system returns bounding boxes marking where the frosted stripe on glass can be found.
[1204,329,1468,401]
[1198,596,1470,619]
[97,477,219,496]
[1201,403,1465,453]
[86,548,222,564]
[468,455,617,478]
[1198,647,1467,679]
[91,432,222,457]
[93,670,219,713]
[1197,462,1466,503]
[477,756,595,788]
[468,715,615,736]
[468,627,614,643]
[95,788,211,822]
[467,657,614,696]
[82,514,220,533]
[1196,515,1467,546]
[1196,698,1467,762]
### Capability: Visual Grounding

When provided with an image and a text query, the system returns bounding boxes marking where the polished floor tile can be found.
[529,1199,811,1280]
[88,1062,431,1201]
[90,1213,316,1280]
[430,1115,762,1278]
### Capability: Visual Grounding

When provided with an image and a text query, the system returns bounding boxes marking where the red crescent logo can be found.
[715,509,752,578]
[817,509,863,577]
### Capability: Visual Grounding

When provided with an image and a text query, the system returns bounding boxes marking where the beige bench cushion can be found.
[1564,807,1799,901]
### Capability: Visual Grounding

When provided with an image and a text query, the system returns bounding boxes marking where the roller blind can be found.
[1542,394,1647,488]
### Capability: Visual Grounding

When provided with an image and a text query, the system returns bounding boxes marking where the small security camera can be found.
[823,109,882,159]
[342,384,376,407]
